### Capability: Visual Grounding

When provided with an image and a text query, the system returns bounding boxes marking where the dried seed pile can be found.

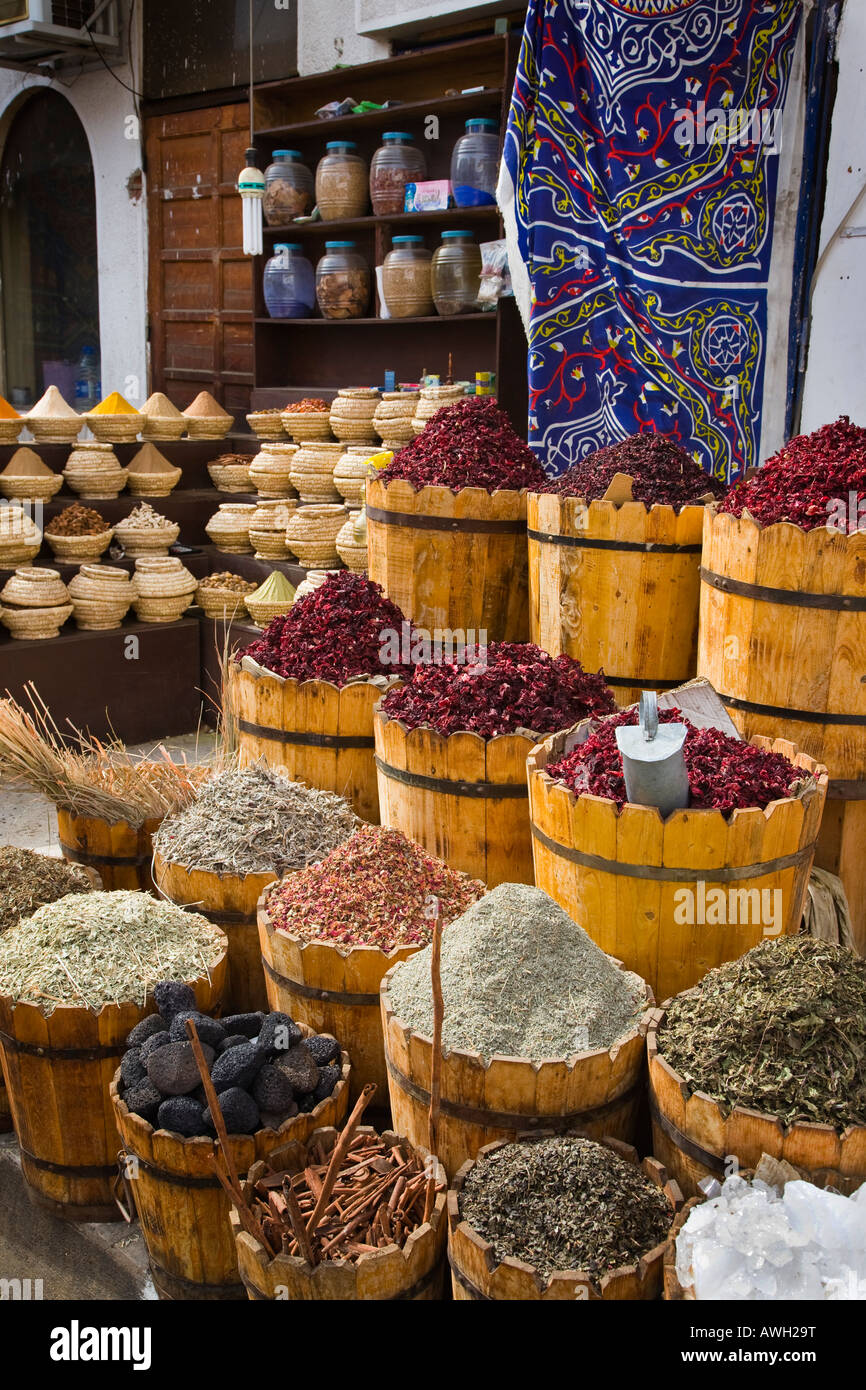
[381,641,615,738]
[198,572,256,594]
[266,825,485,953]
[152,765,357,876]
[251,1129,436,1263]
[377,397,548,492]
[283,398,331,414]
[118,502,174,531]
[44,504,107,537]
[0,891,224,1013]
[659,937,866,1129]
[119,983,342,1136]
[540,432,724,506]
[0,847,93,937]
[720,416,866,530]
[459,1137,673,1279]
[547,707,803,814]
[387,883,646,1060]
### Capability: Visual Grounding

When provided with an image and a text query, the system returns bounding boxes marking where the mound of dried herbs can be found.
[539,432,724,507]
[459,1136,673,1280]
[376,397,548,493]
[0,847,93,936]
[719,416,866,530]
[547,707,802,814]
[380,643,615,738]
[153,765,357,876]
[658,937,866,1129]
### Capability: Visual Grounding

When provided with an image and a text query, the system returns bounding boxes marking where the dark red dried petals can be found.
[538,432,724,508]
[376,397,548,493]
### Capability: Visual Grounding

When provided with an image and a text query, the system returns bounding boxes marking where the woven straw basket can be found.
[207,458,253,493]
[290,442,343,504]
[247,411,287,440]
[281,410,332,443]
[195,582,253,621]
[0,419,24,444]
[183,415,232,440]
[113,519,180,558]
[26,417,82,445]
[334,446,376,506]
[45,528,114,564]
[249,499,299,559]
[1,567,69,608]
[245,590,295,627]
[127,465,182,497]
[85,413,141,444]
[336,512,368,572]
[0,602,73,639]
[249,443,299,499]
[329,389,380,444]
[373,391,417,447]
[293,569,339,602]
[285,504,346,568]
[132,556,196,623]
[411,384,464,435]
[68,564,137,630]
[0,469,63,502]
[64,444,128,499]
[205,503,256,554]
[0,506,42,567]
[141,416,186,441]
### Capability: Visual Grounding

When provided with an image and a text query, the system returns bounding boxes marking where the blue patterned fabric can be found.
[501,0,805,482]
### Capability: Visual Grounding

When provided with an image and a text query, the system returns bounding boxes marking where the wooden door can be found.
[144,103,254,419]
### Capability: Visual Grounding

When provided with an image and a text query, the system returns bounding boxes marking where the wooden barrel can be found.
[0,954,227,1222]
[230,663,393,823]
[110,1033,350,1300]
[374,710,533,886]
[153,852,272,1013]
[527,725,827,1002]
[448,1133,682,1300]
[258,884,423,1100]
[663,1198,700,1300]
[0,1068,12,1134]
[381,964,653,1179]
[230,1125,447,1300]
[528,493,705,707]
[647,1006,866,1197]
[366,476,530,641]
[697,507,866,954]
[57,807,162,892]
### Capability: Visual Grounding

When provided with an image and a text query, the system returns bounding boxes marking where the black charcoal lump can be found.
[306,1034,341,1068]
[120,1050,147,1088]
[217,1033,251,1055]
[204,1087,260,1136]
[256,1011,302,1055]
[210,1041,264,1095]
[252,1063,295,1113]
[140,1031,172,1061]
[157,1096,205,1138]
[221,1012,266,1040]
[124,1079,162,1123]
[313,1063,340,1103]
[274,1042,319,1095]
[147,1040,214,1097]
[154,981,197,1021]
[126,1014,169,1048]
[168,1010,226,1049]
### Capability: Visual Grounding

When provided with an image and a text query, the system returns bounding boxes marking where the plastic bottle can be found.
[263,243,316,319]
[74,346,101,411]
[451,118,500,207]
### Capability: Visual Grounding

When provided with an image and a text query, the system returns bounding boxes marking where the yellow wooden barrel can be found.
[57,808,162,892]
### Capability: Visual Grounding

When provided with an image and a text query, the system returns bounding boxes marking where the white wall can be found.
[297,0,388,76]
[800,0,866,431]
[0,47,148,407]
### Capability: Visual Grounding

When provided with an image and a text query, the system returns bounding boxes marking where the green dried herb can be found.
[0,847,93,936]
[659,936,866,1129]
[458,1136,673,1280]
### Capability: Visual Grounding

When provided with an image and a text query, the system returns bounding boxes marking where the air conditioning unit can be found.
[356,0,515,39]
[0,0,120,70]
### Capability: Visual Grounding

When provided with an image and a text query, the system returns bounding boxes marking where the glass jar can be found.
[263,150,314,226]
[451,117,499,207]
[263,243,316,319]
[431,231,482,316]
[315,140,368,220]
[369,132,427,216]
[315,240,370,319]
[382,235,433,318]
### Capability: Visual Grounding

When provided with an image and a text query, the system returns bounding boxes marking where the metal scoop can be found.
[614,690,689,816]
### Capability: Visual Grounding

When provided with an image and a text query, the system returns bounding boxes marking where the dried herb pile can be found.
[376,397,548,493]
[153,765,357,876]
[283,398,330,414]
[238,571,412,686]
[547,707,802,814]
[720,416,866,530]
[0,847,93,937]
[659,937,866,1129]
[45,504,107,537]
[266,825,485,953]
[380,642,615,738]
[119,983,342,1136]
[539,433,724,507]
[0,891,224,1013]
[459,1137,673,1280]
[388,883,646,1060]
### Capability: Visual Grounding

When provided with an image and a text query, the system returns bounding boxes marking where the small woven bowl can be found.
[140,416,187,441]
[113,520,180,558]
[63,464,129,499]
[26,417,82,445]
[0,602,73,640]
[205,503,256,554]
[281,410,333,443]
[285,504,346,568]
[247,411,287,440]
[84,413,142,444]
[44,528,114,564]
[183,416,232,440]
[68,564,136,631]
[0,566,69,608]
[245,593,295,627]
[207,460,253,493]
[0,470,63,502]
[0,419,24,444]
[195,583,252,620]
[127,467,183,498]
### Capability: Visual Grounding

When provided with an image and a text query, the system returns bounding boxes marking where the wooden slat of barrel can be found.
[56,809,161,893]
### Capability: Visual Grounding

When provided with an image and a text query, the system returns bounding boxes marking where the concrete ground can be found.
[0,732,215,1302]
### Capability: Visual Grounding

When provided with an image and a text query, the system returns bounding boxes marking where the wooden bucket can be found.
[528,493,705,707]
[230,1125,447,1300]
[231,663,391,823]
[698,507,866,954]
[153,852,272,1014]
[448,1133,682,1300]
[110,1033,350,1300]
[647,1006,866,1198]
[527,725,827,1002]
[380,965,654,1179]
[374,710,533,887]
[0,954,227,1222]
[258,884,424,1100]
[57,807,162,893]
[366,476,530,641]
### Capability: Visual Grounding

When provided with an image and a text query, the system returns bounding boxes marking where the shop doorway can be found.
[0,88,100,409]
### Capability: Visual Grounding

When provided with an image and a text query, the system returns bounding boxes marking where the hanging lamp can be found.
[238,0,264,256]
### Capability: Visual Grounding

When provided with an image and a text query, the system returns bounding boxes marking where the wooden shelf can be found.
[256,88,503,144]
[263,206,500,237]
[255,313,496,326]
